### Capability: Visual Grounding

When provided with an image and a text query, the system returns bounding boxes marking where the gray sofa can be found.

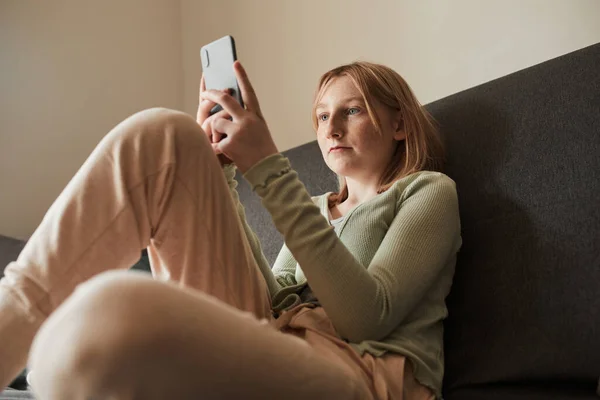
[2,42,599,399]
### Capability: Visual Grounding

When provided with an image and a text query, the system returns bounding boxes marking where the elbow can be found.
[337,299,401,342]
[340,329,370,344]
[339,318,394,344]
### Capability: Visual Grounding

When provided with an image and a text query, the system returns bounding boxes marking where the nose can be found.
[324,115,344,139]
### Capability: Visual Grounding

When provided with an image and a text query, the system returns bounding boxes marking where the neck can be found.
[341,176,380,208]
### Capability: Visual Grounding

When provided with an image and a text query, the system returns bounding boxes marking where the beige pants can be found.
[0,108,434,400]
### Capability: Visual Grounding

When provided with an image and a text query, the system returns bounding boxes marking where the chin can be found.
[325,159,356,177]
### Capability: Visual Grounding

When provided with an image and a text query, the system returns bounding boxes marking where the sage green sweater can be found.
[223,153,461,398]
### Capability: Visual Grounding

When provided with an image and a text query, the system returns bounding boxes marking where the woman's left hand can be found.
[200,61,279,173]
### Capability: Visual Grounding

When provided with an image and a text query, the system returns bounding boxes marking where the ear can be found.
[393,129,407,142]
[392,110,406,141]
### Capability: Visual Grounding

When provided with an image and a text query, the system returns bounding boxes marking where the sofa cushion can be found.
[445,383,599,400]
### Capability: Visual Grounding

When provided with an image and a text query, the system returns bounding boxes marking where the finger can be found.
[201,90,245,120]
[197,88,231,125]
[213,134,233,161]
[218,153,234,166]
[203,109,231,142]
[211,114,236,140]
[201,114,212,141]
[197,98,217,124]
[233,61,263,117]
[214,144,234,166]
[212,143,233,165]
[210,109,232,142]
[197,75,207,123]
[201,108,221,141]
[211,142,223,155]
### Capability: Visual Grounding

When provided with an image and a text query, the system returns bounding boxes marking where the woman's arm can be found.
[244,154,462,343]
[222,164,283,298]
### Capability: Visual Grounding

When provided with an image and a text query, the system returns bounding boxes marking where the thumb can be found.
[211,142,223,155]
[212,139,234,157]
[212,140,235,166]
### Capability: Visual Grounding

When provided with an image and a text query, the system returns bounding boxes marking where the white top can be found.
[328,208,345,228]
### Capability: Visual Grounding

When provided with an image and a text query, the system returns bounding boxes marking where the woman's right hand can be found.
[196,75,234,166]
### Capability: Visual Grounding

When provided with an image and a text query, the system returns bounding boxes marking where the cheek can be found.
[351,120,380,150]
[316,134,328,154]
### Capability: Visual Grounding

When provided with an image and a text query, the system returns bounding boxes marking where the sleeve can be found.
[243,153,461,343]
[222,164,283,298]
[271,242,298,288]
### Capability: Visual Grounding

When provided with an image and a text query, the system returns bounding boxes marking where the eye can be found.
[346,107,360,115]
[317,113,329,122]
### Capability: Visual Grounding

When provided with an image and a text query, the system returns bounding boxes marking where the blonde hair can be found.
[312,61,445,207]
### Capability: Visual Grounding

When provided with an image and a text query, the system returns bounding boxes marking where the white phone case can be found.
[200,35,243,114]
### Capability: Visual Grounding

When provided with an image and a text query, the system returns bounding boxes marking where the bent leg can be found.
[29,271,369,400]
[0,108,270,388]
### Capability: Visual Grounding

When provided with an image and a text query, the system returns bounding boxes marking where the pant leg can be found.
[28,271,370,400]
[0,107,272,388]
[274,305,437,400]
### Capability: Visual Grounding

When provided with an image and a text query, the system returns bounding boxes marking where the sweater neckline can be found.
[327,207,346,225]
[319,177,406,230]
[321,184,391,219]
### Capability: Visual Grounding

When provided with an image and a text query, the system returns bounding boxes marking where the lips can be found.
[329,146,351,153]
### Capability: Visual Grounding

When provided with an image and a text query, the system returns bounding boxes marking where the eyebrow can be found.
[315,97,365,111]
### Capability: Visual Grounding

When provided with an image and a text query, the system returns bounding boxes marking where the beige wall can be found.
[0,0,183,239]
[2,0,600,238]
[181,0,600,152]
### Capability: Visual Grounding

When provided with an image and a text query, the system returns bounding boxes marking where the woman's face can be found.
[315,76,405,182]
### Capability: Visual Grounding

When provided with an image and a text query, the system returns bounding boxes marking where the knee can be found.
[105,107,210,154]
[129,107,197,131]
[28,271,159,393]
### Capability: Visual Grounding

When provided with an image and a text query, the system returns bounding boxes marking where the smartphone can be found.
[200,35,244,115]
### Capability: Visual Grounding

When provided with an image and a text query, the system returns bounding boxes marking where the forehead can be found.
[316,75,363,107]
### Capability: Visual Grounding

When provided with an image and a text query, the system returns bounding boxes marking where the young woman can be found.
[0,60,461,399]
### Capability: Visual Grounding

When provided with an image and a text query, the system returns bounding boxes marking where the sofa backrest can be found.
[235,43,600,393]
[429,42,600,393]
[0,235,26,278]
